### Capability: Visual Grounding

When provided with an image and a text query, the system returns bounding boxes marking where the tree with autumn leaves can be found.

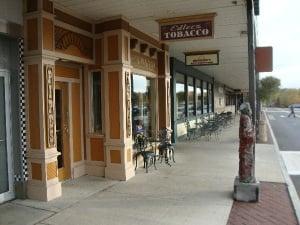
[259,76,300,107]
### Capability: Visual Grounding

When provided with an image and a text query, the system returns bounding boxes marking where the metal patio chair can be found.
[134,133,157,173]
[158,128,175,166]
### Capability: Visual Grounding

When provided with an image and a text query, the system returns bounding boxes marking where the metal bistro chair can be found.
[134,133,157,173]
[158,128,175,166]
[185,119,197,140]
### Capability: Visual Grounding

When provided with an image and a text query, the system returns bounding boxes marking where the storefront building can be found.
[214,82,245,115]
[170,58,215,140]
[0,0,261,203]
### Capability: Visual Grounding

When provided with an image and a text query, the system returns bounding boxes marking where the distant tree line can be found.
[259,76,300,107]
[274,89,300,107]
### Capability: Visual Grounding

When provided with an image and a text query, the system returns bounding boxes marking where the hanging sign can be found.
[158,13,216,41]
[255,47,273,72]
[185,50,220,66]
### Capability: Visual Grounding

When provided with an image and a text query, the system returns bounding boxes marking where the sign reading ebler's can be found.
[158,13,216,41]
[185,50,220,66]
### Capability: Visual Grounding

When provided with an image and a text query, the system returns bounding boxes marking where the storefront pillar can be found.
[24,0,61,201]
[157,50,171,129]
[102,29,135,180]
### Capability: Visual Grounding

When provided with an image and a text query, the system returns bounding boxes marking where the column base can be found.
[233,176,260,202]
[73,162,86,179]
[105,165,135,181]
[15,181,27,199]
[27,180,62,201]
[86,162,105,177]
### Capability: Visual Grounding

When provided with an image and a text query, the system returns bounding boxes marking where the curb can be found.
[264,110,300,224]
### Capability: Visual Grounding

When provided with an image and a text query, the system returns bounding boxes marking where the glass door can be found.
[0,70,14,203]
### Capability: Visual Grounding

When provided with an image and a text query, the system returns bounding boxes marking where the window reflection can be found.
[176,73,186,121]
[91,72,102,133]
[208,83,213,113]
[196,80,202,116]
[187,77,195,117]
[131,74,154,137]
[203,81,208,113]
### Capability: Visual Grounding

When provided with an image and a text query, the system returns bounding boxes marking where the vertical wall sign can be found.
[125,72,132,138]
[157,13,216,41]
[45,65,55,148]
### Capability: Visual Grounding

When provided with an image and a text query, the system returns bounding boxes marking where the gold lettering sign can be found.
[125,71,132,138]
[131,51,158,74]
[185,50,220,66]
[44,65,55,148]
[55,26,93,59]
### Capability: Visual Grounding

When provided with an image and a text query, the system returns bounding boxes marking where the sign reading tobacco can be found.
[158,13,216,41]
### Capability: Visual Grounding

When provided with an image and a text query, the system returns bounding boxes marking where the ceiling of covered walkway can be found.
[54,0,249,91]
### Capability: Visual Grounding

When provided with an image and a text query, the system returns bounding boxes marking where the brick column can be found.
[24,0,61,201]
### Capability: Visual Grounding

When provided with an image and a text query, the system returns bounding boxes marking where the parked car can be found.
[288,104,300,108]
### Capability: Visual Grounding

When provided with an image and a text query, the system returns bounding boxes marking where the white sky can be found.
[258,0,300,88]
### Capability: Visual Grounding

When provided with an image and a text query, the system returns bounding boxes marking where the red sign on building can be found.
[158,13,216,41]
[255,47,273,72]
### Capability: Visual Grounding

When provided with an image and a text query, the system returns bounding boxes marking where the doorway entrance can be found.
[0,70,14,203]
[55,81,71,181]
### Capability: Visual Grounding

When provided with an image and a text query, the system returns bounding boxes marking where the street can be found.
[266,107,300,198]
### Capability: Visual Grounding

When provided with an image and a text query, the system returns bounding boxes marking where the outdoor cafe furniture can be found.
[134,133,156,173]
[157,128,175,166]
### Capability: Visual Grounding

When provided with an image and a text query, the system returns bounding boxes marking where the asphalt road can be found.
[266,107,300,151]
[266,107,300,199]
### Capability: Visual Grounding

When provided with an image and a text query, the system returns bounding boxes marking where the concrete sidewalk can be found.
[0,123,291,225]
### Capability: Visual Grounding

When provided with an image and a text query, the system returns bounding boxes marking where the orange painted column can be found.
[24,0,61,201]
[157,50,171,130]
[101,29,135,180]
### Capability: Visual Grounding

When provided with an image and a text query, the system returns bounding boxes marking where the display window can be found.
[131,74,155,138]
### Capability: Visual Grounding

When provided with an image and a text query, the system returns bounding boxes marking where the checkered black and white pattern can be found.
[15,38,28,182]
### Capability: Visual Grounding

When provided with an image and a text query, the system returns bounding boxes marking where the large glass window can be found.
[132,74,154,137]
[175,73,186,121]
[208,83,213,113]
[203,81,208,113]
[90,71,102,133]
[196,80,202,116]
[226,94,235,106]
[187,77,195,117]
